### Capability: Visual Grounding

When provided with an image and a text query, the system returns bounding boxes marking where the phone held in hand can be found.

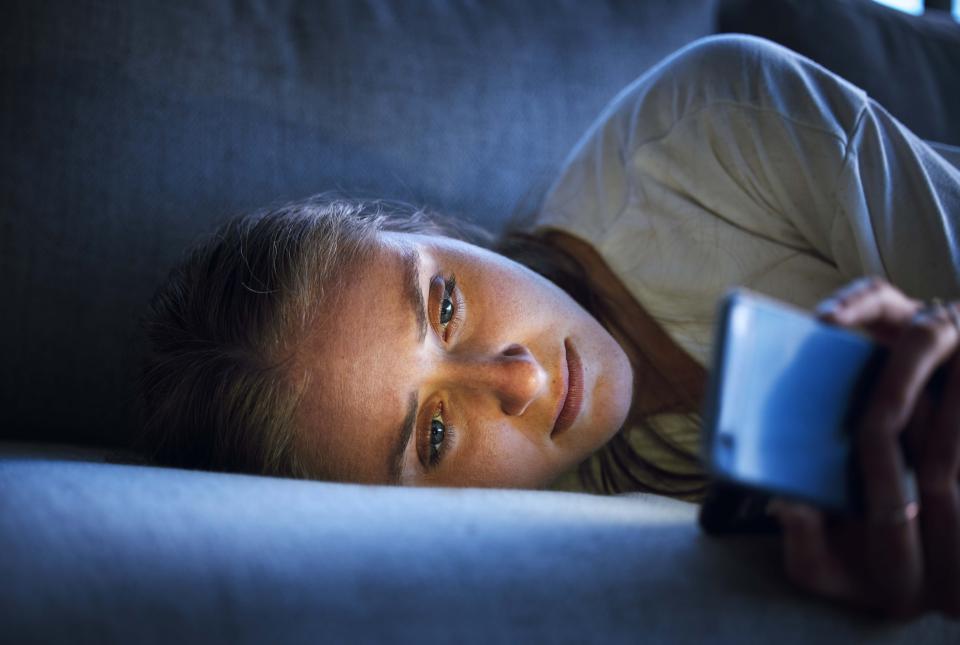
[698,288,887,535]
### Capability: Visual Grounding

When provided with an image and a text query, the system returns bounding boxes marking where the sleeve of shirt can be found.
[832,99,960,299]
[541,35,960,301]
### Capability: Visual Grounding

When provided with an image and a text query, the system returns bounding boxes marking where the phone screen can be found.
[701,289,884,517]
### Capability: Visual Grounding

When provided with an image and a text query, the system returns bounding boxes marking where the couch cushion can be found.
[1,0,721,445]
[718,0,960,146]
[3,451,959,642]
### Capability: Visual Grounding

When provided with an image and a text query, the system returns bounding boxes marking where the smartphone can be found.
[698,288,885,534]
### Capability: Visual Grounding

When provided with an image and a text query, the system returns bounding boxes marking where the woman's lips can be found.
[551,338,584,438]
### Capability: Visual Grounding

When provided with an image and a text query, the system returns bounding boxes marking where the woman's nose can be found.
[453,343,548,416]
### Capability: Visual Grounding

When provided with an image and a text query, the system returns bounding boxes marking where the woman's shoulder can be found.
[534,35,869,252]
[618,35,867,145]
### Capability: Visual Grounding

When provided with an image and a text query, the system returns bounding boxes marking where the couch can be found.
[3,0,960,641]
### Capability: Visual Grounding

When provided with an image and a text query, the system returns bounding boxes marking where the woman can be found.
[138,36,960,616]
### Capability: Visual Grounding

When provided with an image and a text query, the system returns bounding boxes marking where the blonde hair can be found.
[136,195,490,476]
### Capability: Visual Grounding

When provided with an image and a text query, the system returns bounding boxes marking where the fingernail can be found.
[814,299,839,318]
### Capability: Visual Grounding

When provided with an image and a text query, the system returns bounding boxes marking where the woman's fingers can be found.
[857,302,960,614]
[863,305,960,435]
[806,278,960,616]
[815,276,922,344]
[918,346,960,617]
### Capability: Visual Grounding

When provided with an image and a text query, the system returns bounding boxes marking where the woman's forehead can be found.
[292,237,421,483]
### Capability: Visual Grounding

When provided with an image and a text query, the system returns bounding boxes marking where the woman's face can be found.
[292,231,633,488]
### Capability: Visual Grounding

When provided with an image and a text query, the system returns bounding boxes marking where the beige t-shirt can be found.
[540,36,960,494]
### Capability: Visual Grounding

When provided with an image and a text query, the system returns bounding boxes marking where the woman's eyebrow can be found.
[400,246,427,344]
[388,392,418,484]
[388,247,428,483]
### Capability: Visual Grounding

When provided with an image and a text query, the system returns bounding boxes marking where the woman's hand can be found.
[769,276,960,619]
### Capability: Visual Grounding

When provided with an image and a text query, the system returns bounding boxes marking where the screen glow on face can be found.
[292,232,635,490]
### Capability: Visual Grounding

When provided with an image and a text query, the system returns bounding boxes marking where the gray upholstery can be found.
[3,445,959,643]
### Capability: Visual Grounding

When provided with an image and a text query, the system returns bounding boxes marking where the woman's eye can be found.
[439,296,454,325]
[428,408,447,467]
[436,274,461,339]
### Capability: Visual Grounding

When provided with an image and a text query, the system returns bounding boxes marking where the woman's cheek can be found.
[459,425,555,488]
